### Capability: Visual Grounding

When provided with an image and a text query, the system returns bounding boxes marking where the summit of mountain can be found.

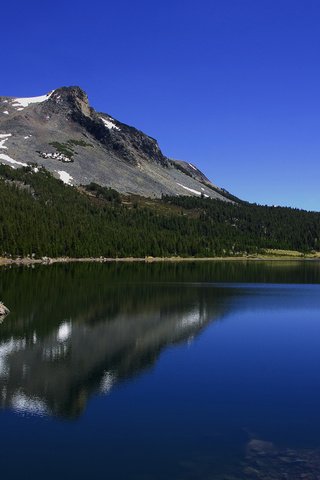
[0,86,232,200]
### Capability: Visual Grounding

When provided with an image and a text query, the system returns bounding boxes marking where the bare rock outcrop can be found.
[0,302,9,317]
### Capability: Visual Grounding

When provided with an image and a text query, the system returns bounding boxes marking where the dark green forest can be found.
[0,165,319,258]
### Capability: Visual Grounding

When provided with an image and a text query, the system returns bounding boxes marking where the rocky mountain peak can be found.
[0,85,232,201]
[43,86,93,118]
[53,85,88,102]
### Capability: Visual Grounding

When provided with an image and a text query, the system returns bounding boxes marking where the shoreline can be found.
[1,254,320,267]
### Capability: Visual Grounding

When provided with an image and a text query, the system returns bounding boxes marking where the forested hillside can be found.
[0,165,319,258]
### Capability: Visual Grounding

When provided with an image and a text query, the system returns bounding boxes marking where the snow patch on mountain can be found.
[0,133,29,167]
[177,183,209,197]
[100,116,121,131]
[0,153,28,168]
[188,163,197,171]
[11,91,54,109]
[0,133,12,149]
[56,170,73,185]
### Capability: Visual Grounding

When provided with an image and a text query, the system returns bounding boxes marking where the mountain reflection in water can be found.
[0,261,319,420]
[0,263,237,418]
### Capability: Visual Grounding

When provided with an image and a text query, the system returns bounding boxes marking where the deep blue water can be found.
[0,262,320,479]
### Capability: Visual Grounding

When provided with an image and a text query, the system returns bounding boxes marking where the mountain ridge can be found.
[0,86,232,201]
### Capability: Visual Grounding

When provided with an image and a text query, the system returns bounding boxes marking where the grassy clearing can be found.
[263,249,320,258]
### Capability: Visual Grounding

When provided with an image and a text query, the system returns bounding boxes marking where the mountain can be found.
[1,86,319,260]
[0,86,231,200]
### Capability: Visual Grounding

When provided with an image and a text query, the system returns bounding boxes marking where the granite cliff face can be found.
[0,86,231,200]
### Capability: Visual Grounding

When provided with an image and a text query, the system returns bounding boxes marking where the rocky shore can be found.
[0,254,320,268]
[0,302,9,317]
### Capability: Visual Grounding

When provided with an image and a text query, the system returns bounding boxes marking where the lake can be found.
[0,261,320,479]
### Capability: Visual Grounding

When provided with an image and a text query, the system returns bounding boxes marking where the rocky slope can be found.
[0,86,231,200]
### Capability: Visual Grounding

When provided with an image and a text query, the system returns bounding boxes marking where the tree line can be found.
[0,165,319,258]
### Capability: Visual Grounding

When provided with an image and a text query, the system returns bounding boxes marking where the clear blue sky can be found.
[2,0,320,210]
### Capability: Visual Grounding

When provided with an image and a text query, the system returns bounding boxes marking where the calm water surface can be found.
[0,261,320,479]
